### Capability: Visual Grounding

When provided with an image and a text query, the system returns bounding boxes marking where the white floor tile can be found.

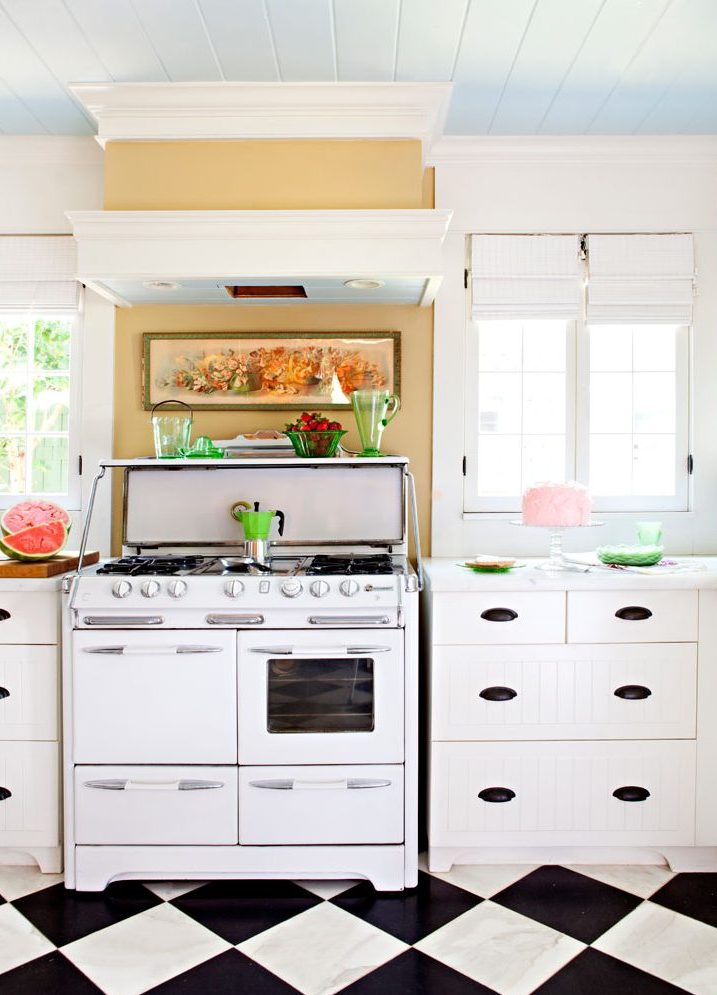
[61,902,231,995]
[237,900,408,995]
[415,900,584,995]
[295,880,358,900]
[594,901,717,995]
[143,880,207,902]
[0,904,55,974]
[0,865,64,902]
[566,863,675,899]
[424,861,539,899]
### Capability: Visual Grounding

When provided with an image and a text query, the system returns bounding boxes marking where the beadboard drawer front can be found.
[0,593,57,644]
[432,643,696,741]
[430,740,695,848]
[75,766,238,845]
[0,741,58,847]
[431,593,565,645]
[0,646,57,741]
[239,764,404,845]
[568,591,697,643]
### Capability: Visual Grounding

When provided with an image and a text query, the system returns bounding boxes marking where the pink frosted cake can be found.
[521,482,592,527]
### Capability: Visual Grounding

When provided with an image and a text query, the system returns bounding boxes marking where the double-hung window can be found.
[465,233,693,514]
[0,237,81,510]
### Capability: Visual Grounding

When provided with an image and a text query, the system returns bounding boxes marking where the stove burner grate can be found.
[306,554,396,576]
[96,555,206,577]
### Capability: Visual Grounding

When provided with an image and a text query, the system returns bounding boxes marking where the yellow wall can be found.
[109,140,434,554]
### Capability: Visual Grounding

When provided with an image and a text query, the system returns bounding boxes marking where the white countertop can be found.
[424,556,717,592]
[0,574,66,591]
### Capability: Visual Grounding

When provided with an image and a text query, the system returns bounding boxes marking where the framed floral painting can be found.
[142,331,401,410]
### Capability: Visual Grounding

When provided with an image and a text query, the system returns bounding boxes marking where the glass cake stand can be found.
[511,521,605,572]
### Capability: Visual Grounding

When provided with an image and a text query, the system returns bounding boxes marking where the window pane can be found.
[0,321,28,369]
[33,376,70,432]
[0,377,27,432]
[523,373,565,433]
[590,372,632,433]
[478,321,522,371]
[30,436,69,494]
[478,373,522,433]
[522,436,566,485]
[590,326,632,371]
[633,373,675,433]
[33,319,71,371]
[590,436,633,496]
[523,321,566,372]
[0,438,26,494]
[633,435,675,495]
[477,435,521,496]
[633,326,676,372]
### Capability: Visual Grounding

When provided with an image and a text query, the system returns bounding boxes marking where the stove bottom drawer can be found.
[74,766,238,845]
[239,764,404,845]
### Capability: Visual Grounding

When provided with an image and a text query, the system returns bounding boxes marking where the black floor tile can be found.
[531,947,689,995]
[171,879,322,945]
[331,871,480,944]
[492,866,642,944]
[0,952,104,995]
[341,949,499,995]
[650,872,717,929]
[145,949,299,994]
[12,881,162,947]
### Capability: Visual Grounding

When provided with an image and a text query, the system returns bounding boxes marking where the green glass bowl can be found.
[286,430,346,458]
[596,544,664,566]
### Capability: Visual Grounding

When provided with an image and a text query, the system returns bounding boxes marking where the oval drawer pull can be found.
[478,786,516,803]
[0,687,9,700]
[0,609,10,623]
[614,684,652,700]
[0,786,11,802]
[615,606,653,621]
[479,686,518,702]
[613,785,651,802]
[480,608,518,622]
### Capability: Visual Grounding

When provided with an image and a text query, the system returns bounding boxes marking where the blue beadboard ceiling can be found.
[0,0,715,137]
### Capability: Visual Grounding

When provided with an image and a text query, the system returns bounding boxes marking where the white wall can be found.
[429,136,717,557]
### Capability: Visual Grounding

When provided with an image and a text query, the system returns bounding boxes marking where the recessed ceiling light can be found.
[344,279,385,290]
[143,280,182,291]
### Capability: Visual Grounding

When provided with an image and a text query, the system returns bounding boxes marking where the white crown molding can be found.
[66,208,453,307]
[69,82,452,159]
[428,135,717,166]
[0,136,104,164]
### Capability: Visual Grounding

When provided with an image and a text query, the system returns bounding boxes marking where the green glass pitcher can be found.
[351,389,401,457]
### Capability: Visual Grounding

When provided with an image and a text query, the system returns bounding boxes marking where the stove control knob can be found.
[339,579,360,598]
[112,580,132,599]
[280,579,303,599]
[310,580,330,598]
[224,579,245,599]
[141,580,161,599]
[167,579,188,600]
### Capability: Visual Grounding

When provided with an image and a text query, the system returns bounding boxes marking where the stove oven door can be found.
[237,629,403,764]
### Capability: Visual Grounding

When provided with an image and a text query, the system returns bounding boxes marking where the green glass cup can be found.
[351,389,400,457]
[636,521,663,545]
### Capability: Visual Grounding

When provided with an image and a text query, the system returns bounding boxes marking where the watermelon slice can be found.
[0,520,68,561]
[1,500,71,536]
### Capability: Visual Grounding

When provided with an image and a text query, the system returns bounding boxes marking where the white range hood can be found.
[66,207,452,307]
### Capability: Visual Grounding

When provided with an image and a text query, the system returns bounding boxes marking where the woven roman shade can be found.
[0,236,79,310]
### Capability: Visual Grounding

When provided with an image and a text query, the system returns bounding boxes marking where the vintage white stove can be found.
[63,456,420,892]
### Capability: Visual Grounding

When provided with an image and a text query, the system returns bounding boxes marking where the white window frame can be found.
[0,307,83,511]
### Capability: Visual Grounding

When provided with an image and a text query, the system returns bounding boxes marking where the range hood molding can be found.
[66,208,452,308]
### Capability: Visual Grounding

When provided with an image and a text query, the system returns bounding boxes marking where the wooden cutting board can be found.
[0,550,100,578]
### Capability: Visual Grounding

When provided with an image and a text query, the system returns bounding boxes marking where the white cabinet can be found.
[0,582,61,872]
[424,562,715,873]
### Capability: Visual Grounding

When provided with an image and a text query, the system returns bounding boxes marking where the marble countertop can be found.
[423,556,717,592]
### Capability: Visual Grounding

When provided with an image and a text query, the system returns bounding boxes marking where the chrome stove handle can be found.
[249,778,391,791]
[307,615,391,626]
[406,469,424,592]
[81,616,164,627]
[249,645,392,656]
[206,613,264,626]
[82,645,223,655]
[84,779,224,791]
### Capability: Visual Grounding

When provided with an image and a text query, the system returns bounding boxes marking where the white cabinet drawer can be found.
[568,591,697,643]
[431,593,565,645]
[239,764,404,845]
[0,741,58,847]
[72,630,237,764]
[75,765,238,845]
[0,593,57,644]
[0,646,57,741]
[432,643,696,741]
[430,740,695,848]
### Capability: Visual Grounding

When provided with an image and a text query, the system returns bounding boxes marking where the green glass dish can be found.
[596,544,664,566]
[286,430,346,458]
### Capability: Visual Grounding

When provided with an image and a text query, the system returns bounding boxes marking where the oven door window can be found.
[267,656,375,733]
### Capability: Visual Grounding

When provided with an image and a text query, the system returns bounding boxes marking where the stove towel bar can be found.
[84,779,224,791]
[249,645,391,656]
[82,645,223,655]
[249,778,392,791]
[81,616,164,626]
[308,615,391,626]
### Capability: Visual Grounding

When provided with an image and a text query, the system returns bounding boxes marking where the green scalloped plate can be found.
[596,544,664,566]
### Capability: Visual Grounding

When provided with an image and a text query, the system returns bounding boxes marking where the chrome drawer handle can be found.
[83,645,223,655]
[480,608,518,622]
[614,684,652,700]
[613,785,651,802]
[308,615,391,626]
[249,645,391,656]
[82,616,164,626]
[479,686,517,702]
[249,778,391,791]
[478,786,516,803]
[615,606,653,621]
[0,609,10,622]
[0,687,9,700]
[0,786,11,801]
[84,779,224,791]
[206,613,264,625]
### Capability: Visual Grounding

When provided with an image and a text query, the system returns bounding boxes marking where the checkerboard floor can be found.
[0,859,716,994]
